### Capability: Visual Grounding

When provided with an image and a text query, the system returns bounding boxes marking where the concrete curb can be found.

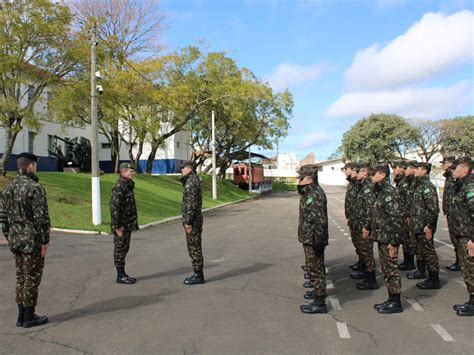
[48,195,259,235]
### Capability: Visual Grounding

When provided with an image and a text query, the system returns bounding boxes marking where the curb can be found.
[51,228,109,236]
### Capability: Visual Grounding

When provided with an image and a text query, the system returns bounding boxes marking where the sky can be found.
[160,0,474,161]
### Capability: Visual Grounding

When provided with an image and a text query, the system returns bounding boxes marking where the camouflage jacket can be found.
[409,176,439,234]
[298,183,329,246]
[354,178,375,230]
[345,177,359,225]
[394,173,405,187]
[1,171,50,254]
[181,172,202,226]
[396,174,413,218]
[442,169,456,215]
[370,179,403,245]
[404,175,416,218]
[110,176,138,231]
[447,174,474,239]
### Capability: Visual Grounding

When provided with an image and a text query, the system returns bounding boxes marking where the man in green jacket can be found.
[441,156,459,271]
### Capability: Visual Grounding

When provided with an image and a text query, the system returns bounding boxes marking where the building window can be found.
[28,131,35,153]
[176,142,180,148]
[101,143,111,149]
[47,135,54,155]
[27,85,35,103]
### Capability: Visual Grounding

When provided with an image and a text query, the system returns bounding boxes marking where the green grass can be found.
[1,173,253,232]
[272,181,297,192]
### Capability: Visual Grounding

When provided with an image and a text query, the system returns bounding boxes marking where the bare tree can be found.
[409,119,444,162]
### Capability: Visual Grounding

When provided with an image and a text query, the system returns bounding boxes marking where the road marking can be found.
[431,324,455,342]
[434,239,454,249]
[347,237,352,241]
[457,280,465,287]
[336,322,351,339]
[439,269,447,274]
[339,229,345,232]
[328,296,341,310]
[327,280,334,289]
[325,267,329,273]
[406,299,424,311]
[344,233,349,236]
[330,195,346,204]
[442,228,448,231]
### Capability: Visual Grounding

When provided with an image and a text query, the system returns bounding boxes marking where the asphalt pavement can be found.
[0,185,472,354]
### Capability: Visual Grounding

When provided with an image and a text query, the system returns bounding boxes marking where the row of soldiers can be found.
[342,157,473,316]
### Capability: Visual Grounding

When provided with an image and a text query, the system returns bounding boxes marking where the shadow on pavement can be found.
[206,262,274,283]
[138,264,217,281]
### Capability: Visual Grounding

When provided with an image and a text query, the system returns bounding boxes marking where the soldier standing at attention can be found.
[353,163,378,290]
[369,164,403,314]
[180,160,205,285]
[392,160,416,271]
[440,156,459,271]
[409,162,441,289]
[449,157,474,316]
[1,153,50,328]
[298,165,329,314]
[110,162,138,284]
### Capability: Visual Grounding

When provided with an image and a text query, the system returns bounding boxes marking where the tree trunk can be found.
[110,128,121,173]
[146,140,159,174]
[0,126,20,176]
[133,140,144,172]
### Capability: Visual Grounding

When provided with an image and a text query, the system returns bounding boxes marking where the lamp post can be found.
[211,110,217,200]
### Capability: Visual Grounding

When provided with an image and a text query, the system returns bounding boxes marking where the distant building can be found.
[314,158,346,186]
[300,152,315,167]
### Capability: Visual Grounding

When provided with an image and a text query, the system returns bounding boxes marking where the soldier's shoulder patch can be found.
[466,190,474,200]
[423,188,432,195]
[305,197,315,206]
[385,196,392,202]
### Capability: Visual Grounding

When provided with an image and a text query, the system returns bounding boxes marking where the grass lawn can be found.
[0,173,253,232]
[272,181,297,192]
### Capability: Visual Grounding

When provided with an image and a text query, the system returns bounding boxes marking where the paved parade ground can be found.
[0,186,472,354]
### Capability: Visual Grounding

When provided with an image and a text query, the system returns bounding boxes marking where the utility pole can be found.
[90,26,101,225]
[211,110,217,200]
[248,146,252,193]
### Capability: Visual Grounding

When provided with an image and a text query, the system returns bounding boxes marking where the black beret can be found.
[405,160,418,167]
[391,160,407,168]
[342,162,355,170]
[17,152,38,162]
[452,156,473,169]
[180,160,196,170]
[370,163,390,176]
[440,156,456,164]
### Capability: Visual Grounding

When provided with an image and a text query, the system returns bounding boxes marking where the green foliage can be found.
[341,114,418,163]
[441,116,474,156]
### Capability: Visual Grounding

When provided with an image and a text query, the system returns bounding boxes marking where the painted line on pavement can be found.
[431,324,455,342]
[328,296,341,310]
[336,322,351,339]
[347,237,352,241]
[406,299,424,311]
[327,280,334,289]
[343,232,349,236]
[439,269,448,274]
[434,239,454,249]
[457,280,465,286]
[329,195,346,204]
[442,228,448,231]
[339,229,345,232]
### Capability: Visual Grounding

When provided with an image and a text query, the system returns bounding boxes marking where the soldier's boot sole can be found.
[456,308,474,316]
[300,303,328,314]
[184,279,205,285]
[377,303,402,314]
[373,301,390,310]
[416,281,441,290]
[116,276,135,284]
[23,315,48,328]
[453,303,470,311]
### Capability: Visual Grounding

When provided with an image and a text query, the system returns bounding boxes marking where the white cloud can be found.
[345,10,474,91]
[297,131,332,149]
[325,81,472,119]
[266,62,326,90]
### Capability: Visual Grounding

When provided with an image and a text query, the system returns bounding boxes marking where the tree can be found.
[0,0,76,175]
[441,116,474,156]
[341,114,418,163]
[408,119,444,162]
[327,147,342,160]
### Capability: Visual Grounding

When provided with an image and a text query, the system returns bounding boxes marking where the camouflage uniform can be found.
[448,173,474,297]
[110,176,138,268]
[371,179,403,294]
[1,171,50,307]
[298,182,329,297]
[354,178,376,273]
[443,168,459,263]
[181,171,204,272]
[345,176,360,258]
[394,172,413,254]
[409,175,440,273]
[405,172,423,267]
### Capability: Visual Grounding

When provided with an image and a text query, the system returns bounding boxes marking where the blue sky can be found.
[161,0,474,161]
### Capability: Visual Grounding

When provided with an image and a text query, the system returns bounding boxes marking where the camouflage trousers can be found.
[378,243,401,294]
[456,237,474,295]
[185,216,204,272]
[348,223,360,258]
[401,222,415,255]
[357,228,375,272]
[447,216,459,249]
[408,229,422,261]
[303,244,326,296]
[14,252,45,307]
[415,233,439,272]
[113,230,132,268]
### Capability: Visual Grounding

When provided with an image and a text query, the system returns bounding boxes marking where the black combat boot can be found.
[184,271,205,285]
[304,273,309,280]
[301,265,307,272]
[350,262,367,279]
[456,294,474,316]
[377,293,402,314]
[123,268,137,282]
[304,290,314,300]
[356,271,379,290]
[416,271,441,290]
[303,280,313,288]
[300,295,328,314]
[23,307,48,328]
[398,252,415,271]
[116,267,135,284]
[374,292,391,310]
[453,294,474,311]
[445,255,460,272]
[349,260,361,271]
[16,304,25,327]
[407,259,426,279]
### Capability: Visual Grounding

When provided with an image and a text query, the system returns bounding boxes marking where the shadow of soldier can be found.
[205,262,274,283]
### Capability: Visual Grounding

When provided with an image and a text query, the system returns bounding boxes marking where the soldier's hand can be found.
[362,228,370,239]
[388,244,397,258]
[116,227,124,237]
[467,240,474,257]
[41,243,49,258]
[423,226,433,240]
[184,225,192,234]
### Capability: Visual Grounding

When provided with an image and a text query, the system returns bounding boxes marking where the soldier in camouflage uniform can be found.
[449,157,474,316]
[181,160,205,285]
[352,163,379,290]
[343,162,362,271]
[297,165,329,314]
[110,162,139,284]
[408,162,441,289]
[1,153,49,328]
[369,163,403,314]
[392,160,415,271]
[441,156,459,271]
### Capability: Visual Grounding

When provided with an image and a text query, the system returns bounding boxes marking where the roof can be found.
[314,157,345,166]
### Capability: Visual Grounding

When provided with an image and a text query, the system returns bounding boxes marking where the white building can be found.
[0,84,191,173]
[314,158,346,186]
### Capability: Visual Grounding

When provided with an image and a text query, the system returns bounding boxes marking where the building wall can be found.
[316,160,346,186]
